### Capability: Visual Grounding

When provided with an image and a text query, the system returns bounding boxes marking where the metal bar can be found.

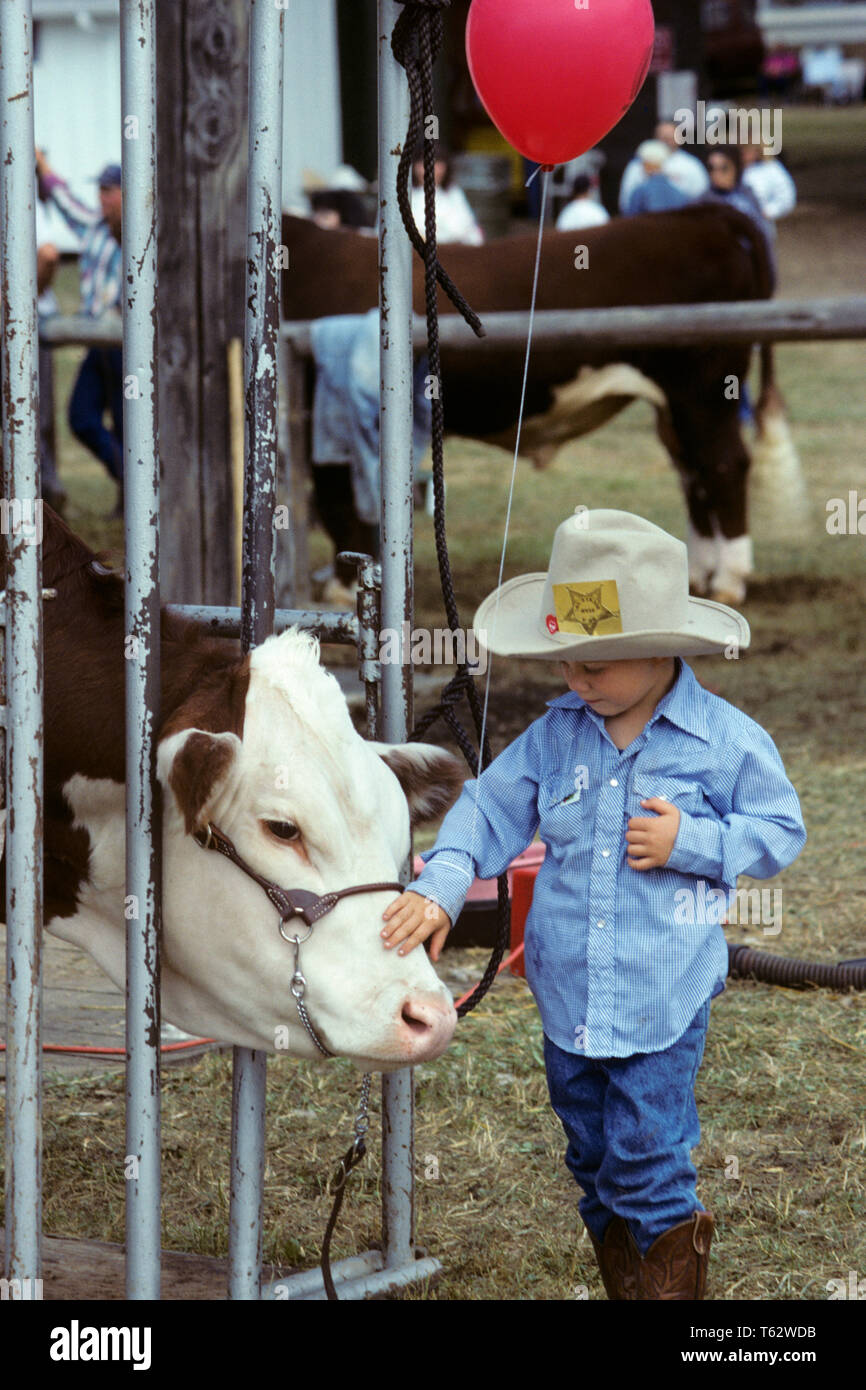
[262,1248,443,1301]
[164,604,359,645]
[377,0,416,1273]
[281,1255,442,1302]
[229,0,285,1302]
[296,1255,442,1301]
[37,292,866,354]
[120,0,161,1302]
[263,1250,383,1300]
[280,295,866,353]
[1,0,43,1287]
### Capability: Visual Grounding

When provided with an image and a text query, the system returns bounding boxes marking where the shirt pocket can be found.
[538,773,589,848]
[630,774,705,820]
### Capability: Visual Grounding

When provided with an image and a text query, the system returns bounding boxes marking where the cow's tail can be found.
[737,213,808,537]
[750,341,808,537]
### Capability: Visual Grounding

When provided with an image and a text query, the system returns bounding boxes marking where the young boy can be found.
[381,508,806,1300]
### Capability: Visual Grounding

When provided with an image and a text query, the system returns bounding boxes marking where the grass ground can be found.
[3,105,865,1302]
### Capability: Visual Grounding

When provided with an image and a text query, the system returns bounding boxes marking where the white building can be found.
[33,0,343,251]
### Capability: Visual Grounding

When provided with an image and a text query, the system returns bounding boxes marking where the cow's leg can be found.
[654,403,721,598]
[661,384,753,606]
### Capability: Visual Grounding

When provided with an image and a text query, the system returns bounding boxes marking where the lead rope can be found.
[321,1073,371,1301]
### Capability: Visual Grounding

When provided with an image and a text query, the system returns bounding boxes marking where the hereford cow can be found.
[283,203,801,603]
[1,508,462,1070]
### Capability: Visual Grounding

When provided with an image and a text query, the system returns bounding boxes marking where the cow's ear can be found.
[372,742,465,827]
[158,729,242,835]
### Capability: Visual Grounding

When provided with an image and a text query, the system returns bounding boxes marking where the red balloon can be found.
[466,0,655,166]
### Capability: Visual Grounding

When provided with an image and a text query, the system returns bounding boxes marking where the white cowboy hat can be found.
[472,508,750,662]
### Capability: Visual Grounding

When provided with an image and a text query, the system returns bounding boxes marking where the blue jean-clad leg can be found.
[68,348,124,481]
[543,999,711,1253]
[596,999,710,1254]
[542,1036,611,1242]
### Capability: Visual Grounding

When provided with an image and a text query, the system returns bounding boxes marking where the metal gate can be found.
[2,0,428,1300]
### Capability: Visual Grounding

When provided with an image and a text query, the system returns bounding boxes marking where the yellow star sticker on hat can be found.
[553,581,623,637]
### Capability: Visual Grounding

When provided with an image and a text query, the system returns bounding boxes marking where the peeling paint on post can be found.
[120,0,162,1302]
[1,0,44,1287]
[229,0,285,1302]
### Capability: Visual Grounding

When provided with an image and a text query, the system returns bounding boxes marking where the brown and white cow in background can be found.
[283,203,805,605]
[1,507,461,1070]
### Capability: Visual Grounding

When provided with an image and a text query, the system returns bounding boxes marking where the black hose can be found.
[728,945,866,991]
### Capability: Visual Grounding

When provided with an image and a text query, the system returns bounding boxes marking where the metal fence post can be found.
[0,0,43,1288]
[229,0,285,1301]
[120,0,162,1301]
[377,0,417,1271]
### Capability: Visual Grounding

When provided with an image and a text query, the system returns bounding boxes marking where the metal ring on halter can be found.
[279,919,314,946]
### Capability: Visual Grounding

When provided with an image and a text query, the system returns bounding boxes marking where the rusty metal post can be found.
[229,0,285,1301]
[0,0,43,1288]
[120,0,162,1301]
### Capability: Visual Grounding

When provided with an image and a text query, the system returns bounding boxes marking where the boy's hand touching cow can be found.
[382,892,452,960]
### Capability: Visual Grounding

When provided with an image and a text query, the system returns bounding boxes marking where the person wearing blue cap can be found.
[35,151,124,516]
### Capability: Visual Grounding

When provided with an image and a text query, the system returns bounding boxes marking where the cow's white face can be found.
[67,629,461,1071]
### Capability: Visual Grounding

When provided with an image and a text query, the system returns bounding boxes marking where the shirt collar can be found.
[545,658,711,743]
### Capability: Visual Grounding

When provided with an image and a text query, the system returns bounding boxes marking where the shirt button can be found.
[610,778,618,787]
[596,919,606,929]
[602,849,611,858]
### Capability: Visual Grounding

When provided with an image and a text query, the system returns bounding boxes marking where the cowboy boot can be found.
[633,1210,714,1300]
[587,1216,640,1300]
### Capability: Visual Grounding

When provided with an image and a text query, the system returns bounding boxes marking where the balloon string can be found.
[468,167,552,856]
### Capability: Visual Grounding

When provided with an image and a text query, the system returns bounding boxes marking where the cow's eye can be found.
[265,820,301,843]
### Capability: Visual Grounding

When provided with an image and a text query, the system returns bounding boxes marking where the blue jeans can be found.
[543,998,710,1255]
[68,347,124,481]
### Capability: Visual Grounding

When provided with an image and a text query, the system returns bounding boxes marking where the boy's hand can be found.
[381,890,452,961]
[626,797,681,870]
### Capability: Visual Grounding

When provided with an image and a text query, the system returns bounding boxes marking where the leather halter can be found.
[192,822,403,926]
[192,821,404,1057]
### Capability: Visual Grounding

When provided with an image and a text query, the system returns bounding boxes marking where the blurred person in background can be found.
[36,150,124,517]
[622,140,692,216]
[556,172,610,231]
[619,120,708,213]
[35,178,65,512]
[410,144,483,246]
[741,141,797,225]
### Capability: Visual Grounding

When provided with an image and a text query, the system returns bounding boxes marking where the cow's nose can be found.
[398,991,457,1061]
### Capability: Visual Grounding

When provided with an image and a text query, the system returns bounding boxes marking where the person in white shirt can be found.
[556,173,610,231]
[410,147,484,245]
[741,143,797,222]
[619,120,709,213]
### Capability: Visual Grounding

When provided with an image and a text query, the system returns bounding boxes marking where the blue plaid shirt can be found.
[42,174,122,319]
[410,660,806,1058]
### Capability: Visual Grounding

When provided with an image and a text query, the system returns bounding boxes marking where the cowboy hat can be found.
[472,508,750,662]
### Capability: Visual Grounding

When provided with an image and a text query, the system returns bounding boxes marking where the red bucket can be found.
[509,864,541,978]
